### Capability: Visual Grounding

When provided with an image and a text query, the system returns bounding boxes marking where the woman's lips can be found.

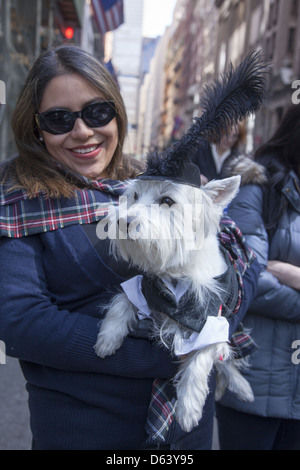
[69,143,102,158]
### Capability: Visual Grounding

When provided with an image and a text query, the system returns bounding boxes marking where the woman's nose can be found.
[70,118,94,139]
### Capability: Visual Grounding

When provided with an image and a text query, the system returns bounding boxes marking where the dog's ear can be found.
[203,175,241,208]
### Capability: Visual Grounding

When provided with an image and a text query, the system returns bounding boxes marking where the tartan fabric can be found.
[229,323,257,358]
[145,379,176,445]
[219,215,256,283]
[0,177,126,238]
[218,216,258,359]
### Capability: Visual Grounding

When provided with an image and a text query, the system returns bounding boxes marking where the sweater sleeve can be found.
[0,235,178,379]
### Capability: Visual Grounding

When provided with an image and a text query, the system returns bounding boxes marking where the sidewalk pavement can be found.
[0,357,32,450]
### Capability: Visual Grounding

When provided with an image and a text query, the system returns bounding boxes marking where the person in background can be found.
[192,122,246,184]
[216,105,300,450]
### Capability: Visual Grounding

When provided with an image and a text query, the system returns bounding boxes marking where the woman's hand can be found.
[267,260,300,291]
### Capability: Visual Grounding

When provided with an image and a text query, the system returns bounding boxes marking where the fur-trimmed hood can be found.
[222,155,268,186]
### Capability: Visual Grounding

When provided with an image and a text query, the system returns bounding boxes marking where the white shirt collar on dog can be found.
[173,316,229,355]
[120,275,229,355]
[121,275,152,320]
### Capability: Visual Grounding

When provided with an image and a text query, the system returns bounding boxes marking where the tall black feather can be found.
[140,50,268,185]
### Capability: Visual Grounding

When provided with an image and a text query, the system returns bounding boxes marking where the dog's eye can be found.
[134,192,138,201]
[160,197,175,207]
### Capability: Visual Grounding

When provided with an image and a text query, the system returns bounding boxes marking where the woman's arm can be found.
[249,269,300,322]
[0,235,178,379]
[267,260,300,291]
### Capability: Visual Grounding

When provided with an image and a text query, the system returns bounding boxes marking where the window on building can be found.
[274,0,280,25]
[268,2,274,28]
[266,37,272,60]
[287,27,296,54]
[269,0,280,27]
[266,32,276,60]
[276,107,283,124]
[291,0,298,17]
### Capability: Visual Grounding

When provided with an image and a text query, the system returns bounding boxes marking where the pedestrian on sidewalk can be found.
[216,105,300,450]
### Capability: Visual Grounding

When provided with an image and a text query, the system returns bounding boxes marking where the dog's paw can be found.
[175,400,202,433]
[94,334,120,358]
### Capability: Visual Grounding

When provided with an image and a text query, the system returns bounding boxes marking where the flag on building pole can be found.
[91,0,124,35]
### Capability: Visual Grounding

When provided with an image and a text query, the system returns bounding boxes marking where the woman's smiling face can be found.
[39,73,119,179]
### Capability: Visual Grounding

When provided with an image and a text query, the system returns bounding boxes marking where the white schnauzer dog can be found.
[94,51,267,433]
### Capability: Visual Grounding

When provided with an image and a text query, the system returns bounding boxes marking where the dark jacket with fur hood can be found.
[219,155,300,419]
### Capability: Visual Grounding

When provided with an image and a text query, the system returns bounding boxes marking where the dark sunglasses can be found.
[35,100,116,135]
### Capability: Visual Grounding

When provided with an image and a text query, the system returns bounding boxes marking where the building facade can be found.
[212,0,300,143]
[139,0,300,154]
[157,0,219,149]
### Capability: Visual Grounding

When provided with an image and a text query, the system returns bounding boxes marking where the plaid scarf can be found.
[0,176,126,238]
[145,379,177,443]
[218,217,258,357]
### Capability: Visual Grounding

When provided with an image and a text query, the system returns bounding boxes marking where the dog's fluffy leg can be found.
[94,292,138,358]
[215,360,254,402]
[175,342,230,432]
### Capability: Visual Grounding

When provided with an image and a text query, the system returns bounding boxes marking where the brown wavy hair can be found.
[2,45,128,198]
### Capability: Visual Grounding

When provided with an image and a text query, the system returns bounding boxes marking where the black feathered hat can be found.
[138,51,268,188]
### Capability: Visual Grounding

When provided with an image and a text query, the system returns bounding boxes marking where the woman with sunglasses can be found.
[0,45,183,450]
[0,45,261,451]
